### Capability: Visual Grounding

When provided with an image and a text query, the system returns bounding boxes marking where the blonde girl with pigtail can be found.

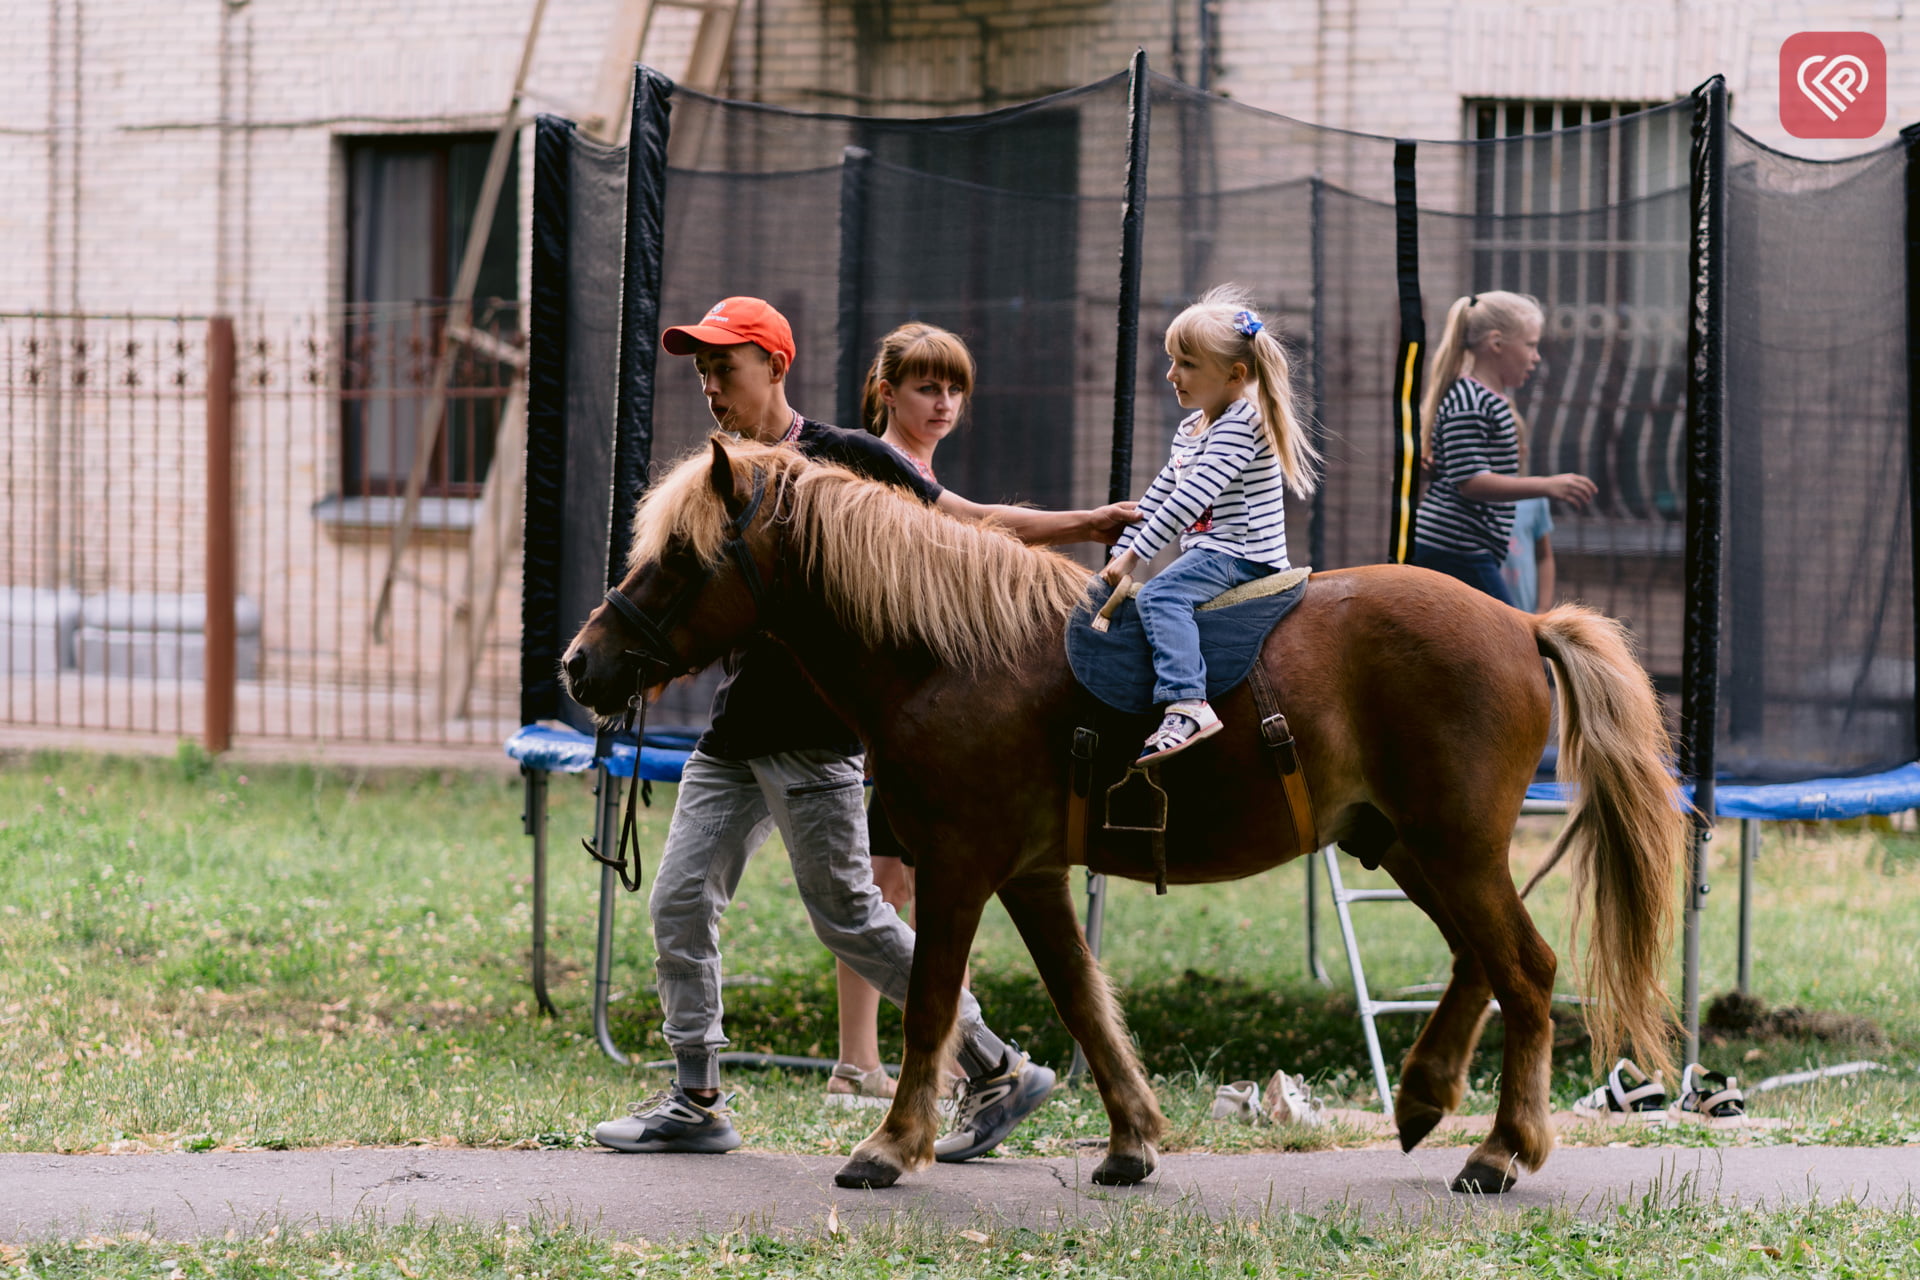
[1102,284,1320,762]
[1409,291,1595,604]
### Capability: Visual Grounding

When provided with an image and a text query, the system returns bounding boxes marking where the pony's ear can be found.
[708,434,748,517]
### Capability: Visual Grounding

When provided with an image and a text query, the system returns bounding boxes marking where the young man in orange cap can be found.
[594,297,1133,1158]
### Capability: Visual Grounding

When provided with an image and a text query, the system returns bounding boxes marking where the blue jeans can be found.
[1411,543,1515,607]
[1133,549,1277,705]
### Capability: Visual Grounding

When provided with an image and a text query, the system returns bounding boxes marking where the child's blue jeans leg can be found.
[1133,550,1275,706]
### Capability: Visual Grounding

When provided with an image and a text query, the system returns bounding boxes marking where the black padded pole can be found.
[836,145,872,433]
[1905,121,1920,763]
[1309,172,1328,573]
[523,114,575,725]
[1389,141,1424,564]
[1110,48,1151,506]
[608,66,674,588]
[1680,74,1728,1066]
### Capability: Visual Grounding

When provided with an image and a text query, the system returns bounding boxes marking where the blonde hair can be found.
[860,322,977,436]
[1419,290,1543,465]
[1164,285,1319,498]
[628,436,1089,673]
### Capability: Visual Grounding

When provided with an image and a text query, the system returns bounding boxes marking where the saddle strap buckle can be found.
[1258,711,1301,775]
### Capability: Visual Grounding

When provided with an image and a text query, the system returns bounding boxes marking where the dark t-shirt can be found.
[697,417,943,760]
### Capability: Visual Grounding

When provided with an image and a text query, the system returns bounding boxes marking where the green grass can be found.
[7,1198,1920,1278]
[0,749,1914,1160]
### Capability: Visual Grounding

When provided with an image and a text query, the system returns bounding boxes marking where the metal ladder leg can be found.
[524,767,556,1017]
[590,762,630,1064]
[1322,846,1398,1112]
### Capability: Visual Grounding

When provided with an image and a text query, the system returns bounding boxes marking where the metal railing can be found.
[0,307,524,753]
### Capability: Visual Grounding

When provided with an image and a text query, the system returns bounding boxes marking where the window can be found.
[1461,99,1687,527]
[341,134,519,499]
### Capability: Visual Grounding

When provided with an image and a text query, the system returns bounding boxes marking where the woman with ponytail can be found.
[1103,285,1320,761]
[1411,291,1595,603]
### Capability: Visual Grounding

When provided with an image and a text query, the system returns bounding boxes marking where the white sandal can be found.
[1262,1070,1327,1127]
[1571,1057,1668,1122]
[1139,700,1223,763]
[824,1062,897,1109]
[1674,1063,1746,1127]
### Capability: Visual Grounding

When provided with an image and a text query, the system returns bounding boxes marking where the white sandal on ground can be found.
[1262,1070,1327,1127]
[1210,1080,1262,1124]
[1571,1057,1667,1122]
[1674,1063,1746,1127]
[1138,700,1223,763]
[824,1062,897,1109]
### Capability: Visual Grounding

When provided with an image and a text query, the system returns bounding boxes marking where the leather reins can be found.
[583,470,779,892]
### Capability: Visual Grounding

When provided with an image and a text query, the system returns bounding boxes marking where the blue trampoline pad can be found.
[505,723,696,782]
[1526,762,1920,822]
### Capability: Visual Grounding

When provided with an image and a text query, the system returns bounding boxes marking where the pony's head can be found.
[561,434,803,720]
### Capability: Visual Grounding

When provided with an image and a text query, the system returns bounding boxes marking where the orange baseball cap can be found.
[661,296,796,364]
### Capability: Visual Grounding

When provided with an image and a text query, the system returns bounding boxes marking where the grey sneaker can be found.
[593,1083,742,1153]
[933,1050,1056,1162]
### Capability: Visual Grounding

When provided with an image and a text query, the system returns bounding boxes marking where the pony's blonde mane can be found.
[628,437,1092,672]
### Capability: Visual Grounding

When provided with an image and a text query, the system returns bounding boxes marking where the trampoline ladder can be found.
[1323,796,1577,1113]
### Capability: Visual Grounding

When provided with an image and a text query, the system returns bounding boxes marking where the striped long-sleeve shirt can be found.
[1412,377,1521,557]
[1115,398,1291,568]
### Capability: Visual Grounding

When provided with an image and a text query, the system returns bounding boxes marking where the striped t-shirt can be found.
[1412,377,1521,557]
[1116,398,1290,569]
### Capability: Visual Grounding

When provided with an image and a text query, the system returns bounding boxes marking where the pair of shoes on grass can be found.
[1211,1070,1326,1128]
[1572,1058,1746,1126]
[597,1049,1056,1159]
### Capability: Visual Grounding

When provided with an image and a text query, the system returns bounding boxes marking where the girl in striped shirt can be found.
[1102,286,1320,762]
[1410,291,1594,603]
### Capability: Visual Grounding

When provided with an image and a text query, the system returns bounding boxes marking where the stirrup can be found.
[1138,700,1222,763]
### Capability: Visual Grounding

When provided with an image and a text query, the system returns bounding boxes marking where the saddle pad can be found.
[1066,567,1310,714]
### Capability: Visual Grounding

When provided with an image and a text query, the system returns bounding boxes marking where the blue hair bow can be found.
[1233,309,1263,338]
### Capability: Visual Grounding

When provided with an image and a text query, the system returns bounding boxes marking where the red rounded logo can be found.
[1780,32,1886,139]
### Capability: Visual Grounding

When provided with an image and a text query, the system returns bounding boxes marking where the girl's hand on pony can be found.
[1101,550,1140,586]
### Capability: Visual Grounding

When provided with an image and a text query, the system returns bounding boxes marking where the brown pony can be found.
[562,436,1684,1195]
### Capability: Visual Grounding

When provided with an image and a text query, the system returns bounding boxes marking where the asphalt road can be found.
[5,1144,1918,1240]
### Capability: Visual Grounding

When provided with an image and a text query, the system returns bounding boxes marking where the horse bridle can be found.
[599,468,775,682]
[584,469,778,893]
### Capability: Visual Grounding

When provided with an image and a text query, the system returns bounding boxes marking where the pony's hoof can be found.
[1396,1101,1445,1153]
[1090,1145,1157,1186]
[835,1158,902,1189]
[1449,1159,1518,1194]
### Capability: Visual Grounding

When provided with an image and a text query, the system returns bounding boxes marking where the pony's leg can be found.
[1405,839,1558,1193]
[836,875,988,1189]
[997,870,1166,1185]
[1374,843,1494,1153]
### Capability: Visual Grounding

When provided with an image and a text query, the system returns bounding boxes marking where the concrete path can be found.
[5,1145,1917,1240]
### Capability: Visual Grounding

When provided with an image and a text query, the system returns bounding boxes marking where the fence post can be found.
[204,316,236,755]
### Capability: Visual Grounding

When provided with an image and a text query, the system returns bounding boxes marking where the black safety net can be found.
[1719,129,1913,781]
[524,66,1915,783]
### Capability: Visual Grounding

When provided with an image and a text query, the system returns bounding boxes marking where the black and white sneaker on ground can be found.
[594,1083,743,1153]
[933,1049,1057,1162]
[1571,1057,1668,1122]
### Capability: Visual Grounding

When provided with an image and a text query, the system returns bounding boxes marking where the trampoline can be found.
[508,59,1918,1076]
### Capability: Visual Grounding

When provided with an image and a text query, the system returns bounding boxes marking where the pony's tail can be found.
[1527,605,1684,1084]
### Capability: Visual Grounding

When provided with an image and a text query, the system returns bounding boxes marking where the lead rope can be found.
[582,670,652,893]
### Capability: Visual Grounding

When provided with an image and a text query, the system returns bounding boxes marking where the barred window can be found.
[341,134,519,500]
